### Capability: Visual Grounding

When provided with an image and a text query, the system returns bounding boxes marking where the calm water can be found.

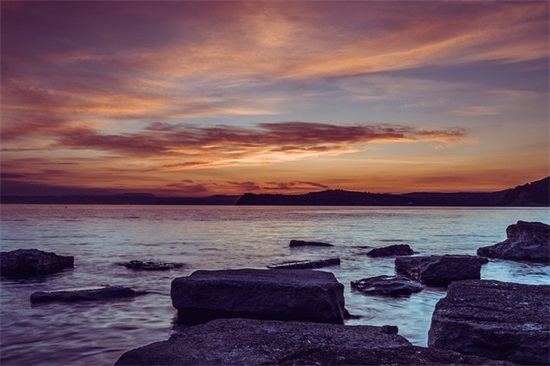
[1,205,549,365]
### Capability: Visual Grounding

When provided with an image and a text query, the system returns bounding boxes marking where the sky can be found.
[1,1,549,197]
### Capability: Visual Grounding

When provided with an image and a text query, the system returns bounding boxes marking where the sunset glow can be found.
[1,1,548,196]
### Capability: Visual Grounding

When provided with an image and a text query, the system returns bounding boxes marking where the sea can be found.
[1,205,549,365]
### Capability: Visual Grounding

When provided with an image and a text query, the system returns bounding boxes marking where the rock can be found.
[171,268,346,325]
[428,280,549,365]
[0,249,74,278]
[274,346,514,365]
[351,275,424,296]
[30,285,142,303]
[477,221,549,263]
[395,255,483,287]
[367,244,414,257]
[289,240,333,247]
[116,318,512,366]
[267,257,340,269]
[116,260,184,271]
[115,318,409,365]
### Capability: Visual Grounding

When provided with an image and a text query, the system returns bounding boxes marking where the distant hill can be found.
[236,177,549,207]
[2,177,547,206]
[0,194,241,205]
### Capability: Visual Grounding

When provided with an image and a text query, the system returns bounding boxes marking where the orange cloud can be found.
[47,122,468,171]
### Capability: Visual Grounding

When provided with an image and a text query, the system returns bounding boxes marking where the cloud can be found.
[263,181,330,191]
[48,122,468,170]
[445,106,500,117]
[228,181,260,191]
[165,182,208,193]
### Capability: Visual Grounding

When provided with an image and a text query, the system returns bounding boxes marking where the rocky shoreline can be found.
[1,220,548,365]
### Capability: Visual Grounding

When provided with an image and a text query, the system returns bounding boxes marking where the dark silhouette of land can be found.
[1,177,548,206]
[237,176,549,207]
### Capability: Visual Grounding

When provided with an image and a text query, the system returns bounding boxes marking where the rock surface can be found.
[117,260,184,270]
[477,221,549,263]
[267,257,340,269]
[171,269,346,325]
[367,244,414,257]
[0,249,74,278]
[351,275,424,296]
[116,318,511,365]
[428,280,550,365]
[395,255,483,287]
[30,285,141,303]
[289,240,333,247]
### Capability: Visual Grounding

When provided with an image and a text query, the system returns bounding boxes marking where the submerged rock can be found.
[289,240,333,247]
[395,255,483,287]
[115,318,511,366]
[367,244,414,257]
[351,275,424,296]
[477,221,549,263]
[117,260,184,271]
[267,257,340,269]
[30,285,142,303]
[428,280,550,365]
[171,268,346,325]
[0,249,74,278]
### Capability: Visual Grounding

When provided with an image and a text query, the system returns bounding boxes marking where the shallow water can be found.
[1,205,549,365]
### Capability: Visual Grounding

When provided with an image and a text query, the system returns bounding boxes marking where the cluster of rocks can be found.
[115,221,549,364]
[350,220,548,298]
[3,220,548,365]
[0,249,184,303]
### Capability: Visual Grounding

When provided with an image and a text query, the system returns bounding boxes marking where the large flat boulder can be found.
[0,249,74,278]
[477,221,549,263]
[428,280,550,365]
[395,255,483,287]
[116,318,511,365]
[30,285,142,303]
[171,269,346,325]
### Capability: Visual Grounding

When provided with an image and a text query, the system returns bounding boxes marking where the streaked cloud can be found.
[49,122,468,170]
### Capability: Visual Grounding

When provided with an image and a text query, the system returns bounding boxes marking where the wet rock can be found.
[351,275,424,296]
[273,345,513,365]
[115,318,409,365]
[116,318,512,366]
[267,257,340,269]
[289,240,333,247]
[30,285,142,303]
[428,280,549,365]
[477,221,549,263]
[395,255,483,287]
[117,260,184,271]
[0,249,74,278]
[367,244,414,257]
[171,268,346,325]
